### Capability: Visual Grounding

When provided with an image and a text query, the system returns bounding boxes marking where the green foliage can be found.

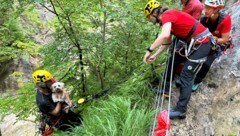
[0,83,36,120]
[0,47,18,61]
[228,132,237,136]
[114,65,154,105]
[52,63,159,135]
[0,0,42,62]
[76,96,154,136]
[19,5,44,36]
[0,0,177,135]
[0,4,41,115]
[40,0,161,94]
[35,0,173,134]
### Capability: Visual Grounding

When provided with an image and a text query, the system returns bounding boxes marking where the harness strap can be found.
[41,113,65,136]
[193,29,212,41]
[184,21,199,41]
[51,113,64,128]
[175,21,200,55]
[200,11,227,32]
[186,56,207,63]
[183,39,207,63]
[176,29,212,63]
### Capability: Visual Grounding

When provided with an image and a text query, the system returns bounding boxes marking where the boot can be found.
[169,110,186,119]
[192,83,200,92]
[161,90,169,98]
[152,87,169,98]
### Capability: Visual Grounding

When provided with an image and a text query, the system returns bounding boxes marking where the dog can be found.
[51,82,72,113]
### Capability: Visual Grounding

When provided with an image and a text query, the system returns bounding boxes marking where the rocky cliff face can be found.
[170,1,240,135]
[0,3,54,93]
[0,58,37,93]
[0,3,54,135]
[0,59,17,93]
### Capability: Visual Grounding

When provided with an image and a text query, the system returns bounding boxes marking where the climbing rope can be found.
[165,37,178,136]
[149,47,171,136]
[149,37,178,136]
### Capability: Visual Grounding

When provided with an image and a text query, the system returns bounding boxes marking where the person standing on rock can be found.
[192,0,232,91]
[180,0,203,20]
[32,70,83,133]
[174,0,203,81]
[143,0,214,119]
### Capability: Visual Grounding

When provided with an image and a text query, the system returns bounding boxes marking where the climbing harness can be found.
[176,29,213,63]
[221,37,235,56]
[174,21,212,63]
[38,103,79,136]
[209,36,235,58]
[38,112,64,136]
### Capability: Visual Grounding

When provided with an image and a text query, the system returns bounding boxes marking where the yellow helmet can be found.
[144,0,161,17]
[32,70,52,83]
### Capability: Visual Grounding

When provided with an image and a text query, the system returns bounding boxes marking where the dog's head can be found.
[51,82,64,93]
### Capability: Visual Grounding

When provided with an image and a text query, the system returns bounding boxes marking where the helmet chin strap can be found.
[153,8,162,24]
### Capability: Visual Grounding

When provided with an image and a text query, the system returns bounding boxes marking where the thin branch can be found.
[49,0,77,45]
[39,3,56,14]
[39,3,69,21]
